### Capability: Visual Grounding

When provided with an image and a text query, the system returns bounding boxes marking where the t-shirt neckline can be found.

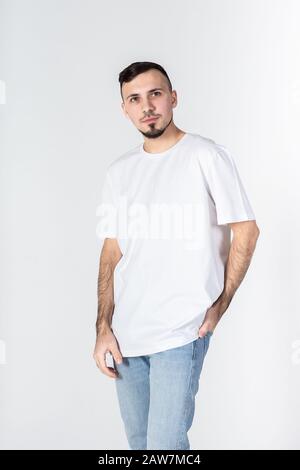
[140,132,189,158]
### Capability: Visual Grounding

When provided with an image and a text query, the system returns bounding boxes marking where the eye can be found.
[129,91,161,103]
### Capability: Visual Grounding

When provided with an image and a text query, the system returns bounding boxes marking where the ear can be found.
[121,101,128,118]
[171,90,178,108]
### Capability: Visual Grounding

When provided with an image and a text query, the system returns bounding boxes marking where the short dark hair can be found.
[119,61,173,101]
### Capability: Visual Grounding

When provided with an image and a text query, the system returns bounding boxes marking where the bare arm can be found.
[93,238,123,378]
[198,220,260,337]
[96,238,122,335]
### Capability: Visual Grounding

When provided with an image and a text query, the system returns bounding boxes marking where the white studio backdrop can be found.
[0,0,299,450]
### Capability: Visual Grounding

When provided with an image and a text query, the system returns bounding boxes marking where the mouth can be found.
[142,117,159,123]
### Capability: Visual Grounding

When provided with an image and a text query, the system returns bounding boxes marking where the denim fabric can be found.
[113,331,213,450]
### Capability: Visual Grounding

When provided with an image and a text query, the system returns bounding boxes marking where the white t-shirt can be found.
[96,132,256,356]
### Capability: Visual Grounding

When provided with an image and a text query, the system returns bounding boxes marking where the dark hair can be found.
[119,61,173,100]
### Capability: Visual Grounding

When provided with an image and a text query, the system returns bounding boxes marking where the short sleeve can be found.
[205,144,256,225]
[96,169,118,239]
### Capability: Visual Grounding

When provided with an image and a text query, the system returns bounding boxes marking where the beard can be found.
[139,115,173,139]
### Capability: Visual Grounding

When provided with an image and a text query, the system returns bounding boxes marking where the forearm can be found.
[216,226,260,315]
[96,253,115,337]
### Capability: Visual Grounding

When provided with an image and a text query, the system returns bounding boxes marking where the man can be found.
[93,61,260,450]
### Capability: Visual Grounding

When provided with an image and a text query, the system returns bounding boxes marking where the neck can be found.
[142,125,186,154]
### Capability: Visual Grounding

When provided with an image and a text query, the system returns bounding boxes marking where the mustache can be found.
[142,115,159,121]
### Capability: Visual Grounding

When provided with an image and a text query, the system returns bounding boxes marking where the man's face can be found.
[121,69,177,138]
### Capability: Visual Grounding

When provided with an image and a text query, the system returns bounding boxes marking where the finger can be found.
[198,325,208,338]
[94,350,119,378]
[98,352,118,378]
[110,346,123,365]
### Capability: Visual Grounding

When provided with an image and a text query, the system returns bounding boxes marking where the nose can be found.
[141,97,155,116]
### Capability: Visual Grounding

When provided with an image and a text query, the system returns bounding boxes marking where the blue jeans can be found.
[113,331,213,450]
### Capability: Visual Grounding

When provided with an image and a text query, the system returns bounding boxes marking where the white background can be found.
[0,0,299,449]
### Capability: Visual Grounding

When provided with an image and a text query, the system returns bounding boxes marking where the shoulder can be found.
[104,143,141,178]
[188,132,233,167]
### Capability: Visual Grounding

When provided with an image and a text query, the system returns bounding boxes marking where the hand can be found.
[93,328,123,379]
[198,301,224,338]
